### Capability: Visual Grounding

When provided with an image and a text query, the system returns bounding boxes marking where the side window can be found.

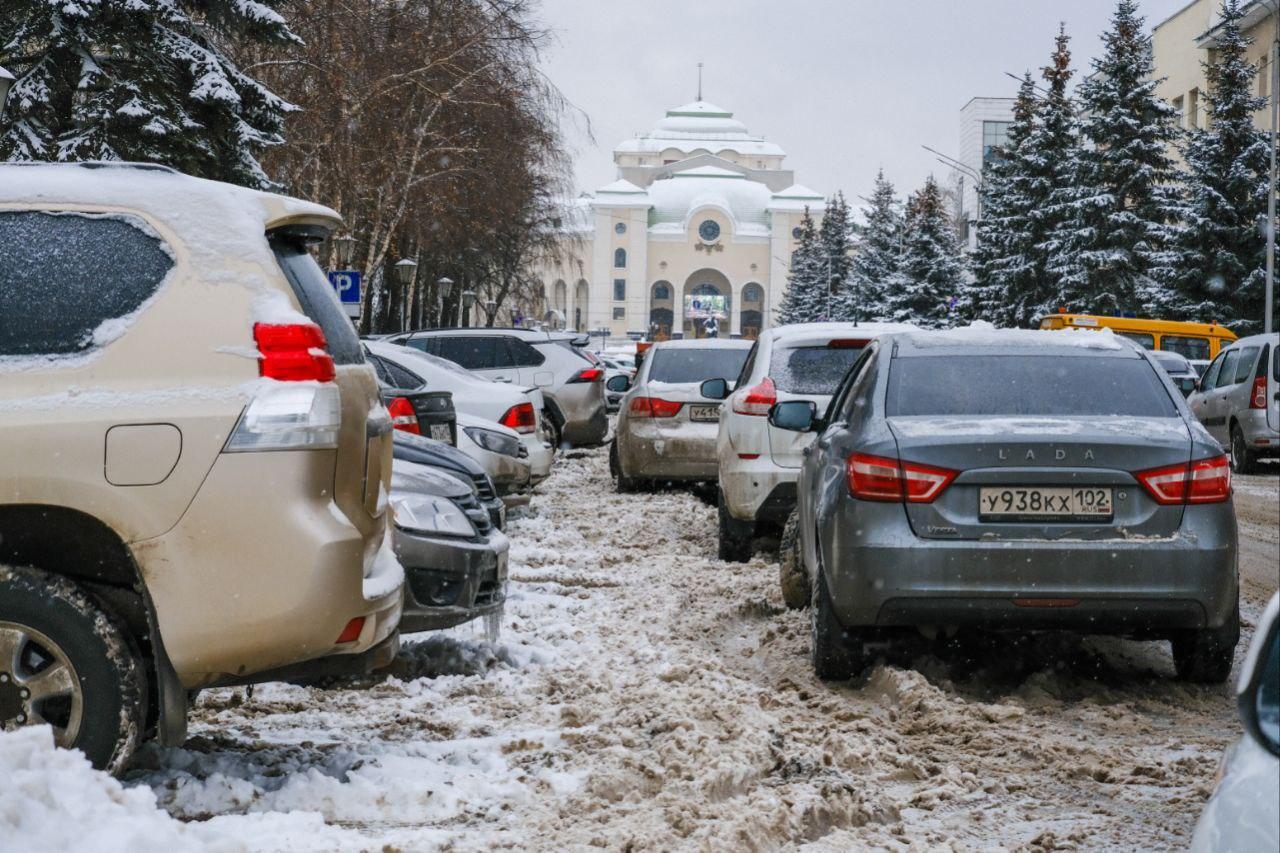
[403,335,431,354]
[366,354,393,385]
[435,336,503,370]
[0,210,174,357]
[1201,353,1225,390]
[1217,350,1241,387]
[383,359,424,389]
[735,343,758,388]
[1162,335,1211,362]
[826,345,876,423]
[1233,346,1261,384]
[508,338,545,367]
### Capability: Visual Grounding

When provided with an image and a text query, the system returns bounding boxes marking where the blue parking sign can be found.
[327,270,361,304]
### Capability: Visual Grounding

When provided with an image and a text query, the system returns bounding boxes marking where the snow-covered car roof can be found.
[890,322,1134,356]
[647,338,753,351]
[765,321,918,346]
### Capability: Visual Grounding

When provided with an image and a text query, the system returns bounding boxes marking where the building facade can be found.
[957,96,1016,250]
[533,100,824,339]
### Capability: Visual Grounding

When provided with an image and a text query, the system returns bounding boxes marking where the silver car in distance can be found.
[610,338,752,490]
[776,325,1240,683]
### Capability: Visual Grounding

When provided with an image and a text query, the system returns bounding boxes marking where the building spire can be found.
[697,62,703,102]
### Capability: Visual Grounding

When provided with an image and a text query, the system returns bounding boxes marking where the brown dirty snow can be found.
[141,445,1278,851]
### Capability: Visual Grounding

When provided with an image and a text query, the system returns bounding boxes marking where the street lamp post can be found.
[436,277,453,328]
[461,290,476,327]
[394,257,417,331]
[485,299,498,327]
[332,234,355,269]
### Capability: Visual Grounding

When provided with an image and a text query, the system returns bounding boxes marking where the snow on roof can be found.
[767,321,918,344]
[896,321,1128,353]
[595,178,647,195]
[671,165,744,179]
[645,171,773,232]
[772,183,823,199]
[648,337,753,351]
[614,99,786,159]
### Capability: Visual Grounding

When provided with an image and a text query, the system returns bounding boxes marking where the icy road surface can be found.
[6,451,1277,852]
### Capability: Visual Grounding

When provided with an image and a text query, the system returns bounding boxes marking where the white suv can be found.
[708,322,915,561]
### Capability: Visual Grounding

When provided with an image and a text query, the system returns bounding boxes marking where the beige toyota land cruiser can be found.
[0,162,402,773]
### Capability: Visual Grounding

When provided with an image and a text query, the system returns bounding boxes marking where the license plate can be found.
[979,487,1113,521]
[429,423,452,443]
[688,404,721,422]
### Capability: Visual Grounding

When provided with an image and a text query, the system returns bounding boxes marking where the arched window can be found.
[742,284,762,303]
[692,283,720,296]
[654,283,670,300]
[614,248,627,268]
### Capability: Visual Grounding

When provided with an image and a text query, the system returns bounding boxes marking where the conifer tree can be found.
[818,192,854,320]
[1171,0,1273,332]
[777,208,824,325]
[846,172,902,322]
[885,176,966,328]
[0,0,298,188]
[1046,0,1184,314]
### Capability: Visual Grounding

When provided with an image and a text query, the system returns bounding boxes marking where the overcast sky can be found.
[537,0,1190,207]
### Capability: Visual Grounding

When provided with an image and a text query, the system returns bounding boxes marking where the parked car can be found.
[1149,349,1199,397]
[390,461,509,633]
[599,357,635,412]
[457,412,533,503]
[384,328,608,448]
[1190,592,1279,852]
[0,162,403,772]
[366,354,457,443]
[609,339,752,490]
[365,340,552,484]
[774,325,1239,683]
[705,322,915,561]
[392,431,505,531]
[1188,333,1279,473]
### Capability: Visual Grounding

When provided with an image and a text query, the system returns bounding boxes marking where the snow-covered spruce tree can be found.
[777,208,824,325]
[847,170,902,322]
[818,192,854,321]
[1171,0,1273,333]
[1045,0,1184,315]
[885,176,967,328]
[0,0,298,188]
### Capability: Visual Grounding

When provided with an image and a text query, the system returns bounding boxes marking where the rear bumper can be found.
[525,440,553,483]
[1237,409,1280,455]
[559,389,609,446]
[216,631,401,687]
[619,423,719,481]
[396,528,509,634]
[824,500,1238,633]
[719,454,799,523]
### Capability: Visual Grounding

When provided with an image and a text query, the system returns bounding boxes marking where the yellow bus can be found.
[1037,313,1237,371]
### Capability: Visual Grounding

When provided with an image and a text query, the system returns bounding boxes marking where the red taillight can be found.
[254,322,335,382]
[827,339,869,349]
[846,452,957,503]
[500,402,537,434]
[387,397,419,434]
[1135,455,1231,505]
[569,367,604,383]
[1251,376,1267,409]
[733,376,777,416]
[336,617,365,644]
[628,396,682,418]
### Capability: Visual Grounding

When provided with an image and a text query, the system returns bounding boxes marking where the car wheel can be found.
[1230,423,1260,474]
[0,565,145,774]
[778,509,809,610]
[1170,600,1239,684]
[810,567,864,681]
[542,409,562,451]
[717,490,753,562]
[609,440,637,493]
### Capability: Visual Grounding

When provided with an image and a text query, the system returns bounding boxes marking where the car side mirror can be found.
[700,377,729,400]
[769,400,818,432]
[606,375,631,393]
[1238,597,1280,758]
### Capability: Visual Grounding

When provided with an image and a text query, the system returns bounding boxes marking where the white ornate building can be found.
[534,99,824,339]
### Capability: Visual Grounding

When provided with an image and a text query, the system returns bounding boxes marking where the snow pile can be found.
[904,320,1125,350]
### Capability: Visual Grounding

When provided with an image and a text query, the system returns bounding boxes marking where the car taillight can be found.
[387,397,420,434]
[828,339,869,349]
[500,402,537,433]
[846,452,957,503]
[1135,455,1231,505]
[628,396,682,418]
[733,376,776,416]
[226,384,342,452]
[1251,376,1267,409]
[569,367,604,383]
[254,322,335,382]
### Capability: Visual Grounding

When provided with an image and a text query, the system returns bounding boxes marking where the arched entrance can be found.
[740,282,764,340]
[574,279,589,331]
[681,269,731,338]
[649,280,674,340]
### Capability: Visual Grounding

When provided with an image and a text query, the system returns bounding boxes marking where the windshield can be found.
[772,345,867,395]
[647,347,750,384]
[886,355,1178,418]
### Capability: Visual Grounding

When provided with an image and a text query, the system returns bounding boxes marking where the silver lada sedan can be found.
[772,326,1240,683]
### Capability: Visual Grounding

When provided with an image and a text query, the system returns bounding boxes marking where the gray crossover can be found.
[774,328,1240,683]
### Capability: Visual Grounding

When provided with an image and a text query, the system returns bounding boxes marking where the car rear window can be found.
[0,211,174,357]
[886,355,1178,417]
[771,344,866,395]
[270,237,363,365]
[1233,346,1261,384]
[648,347,750,384]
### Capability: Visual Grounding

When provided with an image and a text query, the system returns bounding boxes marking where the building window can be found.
[1188,88,1200,129]
[614,247,627,268]
[743,284,762,303]
[613,279,626,301]
[1259,57,1269,98]
[698,219,721,242]
[614,222,627,235]
[613,307,626,320]
[791,226,803,239]
[653,283,670,300]
[981,120,1011,166]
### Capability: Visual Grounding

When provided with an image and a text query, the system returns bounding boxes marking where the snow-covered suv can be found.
[0,163,403,773]
[707,322,914,561]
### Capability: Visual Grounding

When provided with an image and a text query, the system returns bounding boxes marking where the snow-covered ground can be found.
[2,447,1276,852]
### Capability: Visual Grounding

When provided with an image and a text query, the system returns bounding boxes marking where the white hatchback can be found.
[708,322,915,561]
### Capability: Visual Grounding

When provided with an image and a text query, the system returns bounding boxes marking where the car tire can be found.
[1170,600,1239,684]
[810,567,863,681]
[543,409,562,451]
[0,565,145,774]
[609,440,637,493]
[778,509,809,610]
[717,490,753,563]
[1230,423,1261,475]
